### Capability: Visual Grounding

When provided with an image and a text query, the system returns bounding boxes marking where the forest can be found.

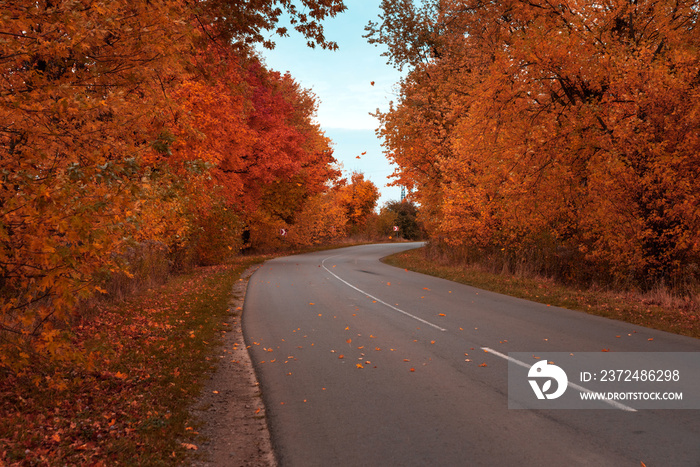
[1,0,698,463]
[0,0,398,370]
[368,0,700,295]
[2,0,698,374]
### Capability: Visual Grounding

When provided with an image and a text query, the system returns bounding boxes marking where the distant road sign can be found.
[280,228,287,236]
[393,226,399,232]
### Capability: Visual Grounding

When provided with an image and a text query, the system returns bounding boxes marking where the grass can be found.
[0,240,383,466]
[383,247,700,339]
[0,255,270,466]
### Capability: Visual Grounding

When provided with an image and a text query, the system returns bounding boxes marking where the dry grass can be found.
[383,247,700,339]
[0,256,270,466]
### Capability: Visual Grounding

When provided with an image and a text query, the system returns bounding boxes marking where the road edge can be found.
[190,264,277,466]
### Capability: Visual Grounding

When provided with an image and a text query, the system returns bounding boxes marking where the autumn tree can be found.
[0,0,346,369]
[288,191,348,246]
[335,172,380,230]
[369,0,700,289]
[382,200,423,240]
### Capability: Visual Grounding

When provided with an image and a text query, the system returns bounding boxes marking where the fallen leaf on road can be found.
[479,363,488,367]
[182,443,198,450]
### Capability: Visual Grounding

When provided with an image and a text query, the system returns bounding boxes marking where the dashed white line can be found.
[321,255,447,332]
[481,347,637,412]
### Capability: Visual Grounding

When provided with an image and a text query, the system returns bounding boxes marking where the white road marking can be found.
[481,347,637,412]
[321,255,447,332]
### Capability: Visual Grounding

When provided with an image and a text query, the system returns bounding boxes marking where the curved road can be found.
[243,243,700,466]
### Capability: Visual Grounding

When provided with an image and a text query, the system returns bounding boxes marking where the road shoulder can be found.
[191,265,276,466]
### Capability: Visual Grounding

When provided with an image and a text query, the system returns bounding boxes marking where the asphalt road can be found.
[243,243,700,467]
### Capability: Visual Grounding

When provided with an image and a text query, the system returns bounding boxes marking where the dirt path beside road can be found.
[191,265,276,466]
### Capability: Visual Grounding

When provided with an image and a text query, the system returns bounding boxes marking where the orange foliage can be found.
[0,0,346,369]
[335,172,380,228]
[370,0,700,288]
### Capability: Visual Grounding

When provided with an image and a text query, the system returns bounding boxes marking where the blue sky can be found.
[257,2,405,207]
